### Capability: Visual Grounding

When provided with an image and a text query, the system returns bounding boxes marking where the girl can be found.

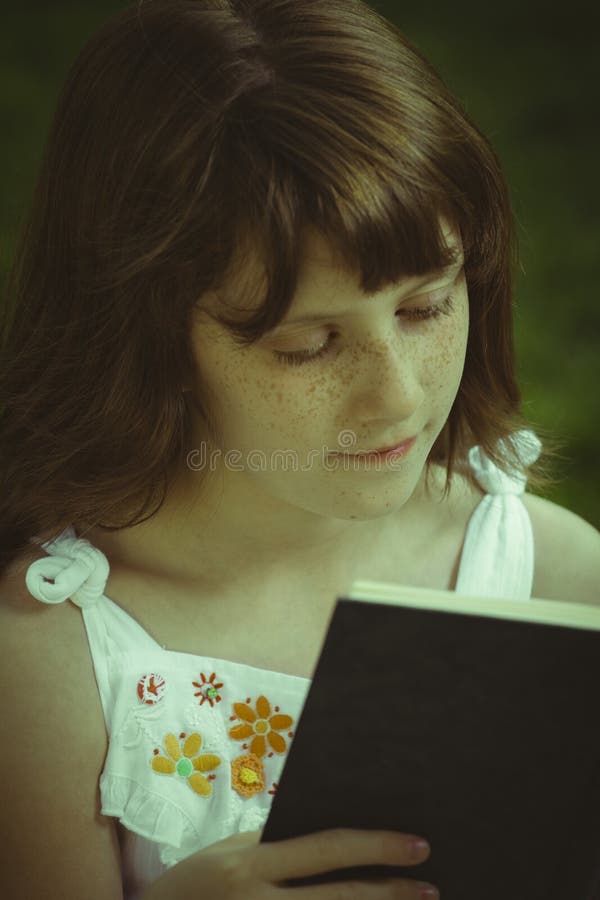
[2,1,596,898]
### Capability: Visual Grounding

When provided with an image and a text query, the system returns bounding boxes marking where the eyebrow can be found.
[275,255,465,330]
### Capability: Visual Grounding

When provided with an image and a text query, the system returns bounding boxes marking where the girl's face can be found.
[186,222,469,526]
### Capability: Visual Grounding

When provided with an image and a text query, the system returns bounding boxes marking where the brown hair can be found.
[0,0,567,577]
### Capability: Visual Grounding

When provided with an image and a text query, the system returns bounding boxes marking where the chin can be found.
[328,485,418,521]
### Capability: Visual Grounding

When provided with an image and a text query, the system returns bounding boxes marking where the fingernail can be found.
[410,837,430,858]
[418,883,440,898]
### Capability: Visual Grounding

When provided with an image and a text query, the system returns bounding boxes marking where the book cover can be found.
[261,582,600,900]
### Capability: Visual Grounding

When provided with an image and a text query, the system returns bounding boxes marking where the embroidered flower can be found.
[231,753,266,797]
[137,673,167,705]
[228,695,294,758]
[192,671,224,707]
[117,701,164,751]
[151,731,221,796]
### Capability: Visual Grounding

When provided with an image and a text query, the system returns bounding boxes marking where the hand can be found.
[141,826,439,899]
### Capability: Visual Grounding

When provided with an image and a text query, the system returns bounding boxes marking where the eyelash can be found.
[273,291,457,368]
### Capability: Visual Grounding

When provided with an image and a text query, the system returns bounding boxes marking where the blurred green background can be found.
[1,1,598,529]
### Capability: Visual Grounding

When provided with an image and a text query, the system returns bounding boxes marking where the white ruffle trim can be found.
[100,772,272,870]
[101,773,199,852]
[239,806,270,833]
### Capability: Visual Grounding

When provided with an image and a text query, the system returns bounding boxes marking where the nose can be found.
[351,335,424,419]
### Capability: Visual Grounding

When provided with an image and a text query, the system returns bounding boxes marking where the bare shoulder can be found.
[0,547,123,898]
[0,543,95,641]
[521,492,600,605]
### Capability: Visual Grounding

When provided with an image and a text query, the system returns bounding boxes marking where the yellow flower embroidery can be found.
[151,731,221,796]
[231,753,266,797]
[228,695,294,758]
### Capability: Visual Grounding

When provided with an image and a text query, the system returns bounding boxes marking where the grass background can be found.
[1,1,598,529]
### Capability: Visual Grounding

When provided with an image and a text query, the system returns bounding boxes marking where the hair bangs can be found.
[202,164,467,349]
[188,1,479,348]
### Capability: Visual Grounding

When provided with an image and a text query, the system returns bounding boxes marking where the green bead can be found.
[177,758,193,777]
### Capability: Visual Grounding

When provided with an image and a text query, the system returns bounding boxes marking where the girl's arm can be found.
[0,560,124,900]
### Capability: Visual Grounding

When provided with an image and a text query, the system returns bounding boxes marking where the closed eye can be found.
[273,291,457,368]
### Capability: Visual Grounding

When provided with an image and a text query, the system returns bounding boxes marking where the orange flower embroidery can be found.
[192,671,224,707]
[151,731,221,796]
[137,673,167,705]
[228,695,294,758]
[231,753,265,797]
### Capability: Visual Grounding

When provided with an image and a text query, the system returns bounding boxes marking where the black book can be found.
[261,580,600,900]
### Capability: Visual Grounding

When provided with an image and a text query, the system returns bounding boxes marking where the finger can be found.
[282,878,436,899]
[203,829,263,854]
[256,828,429,881]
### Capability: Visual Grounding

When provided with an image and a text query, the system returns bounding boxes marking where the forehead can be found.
[195,213,461,323]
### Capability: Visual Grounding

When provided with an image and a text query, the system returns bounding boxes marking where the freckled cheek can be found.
[410,308,467,403]
[188,339,294,446]
[215,366,309,445]
[255,371,334,444]
[441,316,467,365]
[434,305,470,387]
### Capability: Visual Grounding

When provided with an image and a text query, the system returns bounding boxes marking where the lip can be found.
[362,436,417,455]
[332,434,417,458]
